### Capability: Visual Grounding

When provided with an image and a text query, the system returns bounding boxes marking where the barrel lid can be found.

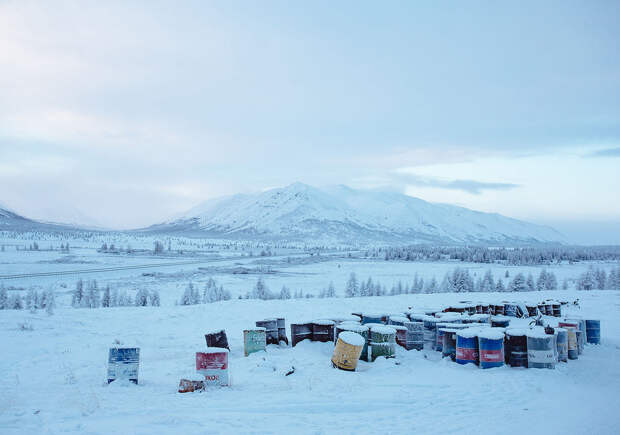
[339,331,365,346]
[388,316,409,323]
[312,319,335,326]
[339,323,368,333]
[362,311,385,318]
[478,329,505,340]
[491,315,510,321]
[456,327,484,338]
[201,348,229,354]
[469,314,490,321]
[245,326,266,331]
[506,328,529,336]
[526,327,552,338]
[369,325,396,335]
[391,325,408,331]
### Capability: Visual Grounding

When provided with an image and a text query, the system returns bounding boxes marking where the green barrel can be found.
[244,327,266,356]
[369,325,396,361]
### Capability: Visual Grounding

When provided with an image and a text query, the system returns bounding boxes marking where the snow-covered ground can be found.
[0,290,619,434]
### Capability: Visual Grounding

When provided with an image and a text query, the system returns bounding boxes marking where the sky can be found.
[0,1,619,243]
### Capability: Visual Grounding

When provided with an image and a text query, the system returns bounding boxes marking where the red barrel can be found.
[393,325,407,349]
[196,349,229,386]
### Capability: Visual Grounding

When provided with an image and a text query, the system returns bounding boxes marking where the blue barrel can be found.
[556,328,568,362]
[362,313,384,325]
[586,320,600,344]
[478,332,505,369]
[456,331,479,365]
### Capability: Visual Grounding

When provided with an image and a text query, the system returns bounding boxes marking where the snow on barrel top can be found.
[339,331,366,347]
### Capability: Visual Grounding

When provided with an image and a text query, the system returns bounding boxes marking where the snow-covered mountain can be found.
[143,183,564,245]
[0,204,80,232]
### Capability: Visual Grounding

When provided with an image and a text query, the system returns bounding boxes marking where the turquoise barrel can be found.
[456,329,479,365]
[478,329,505,369]
[404,321,424,351]
[243,328,266,356]
[505,329,528,368]
[527,330,556,369]
[555,328,568,362]
[368,325,396,361]
[585,320,601,344]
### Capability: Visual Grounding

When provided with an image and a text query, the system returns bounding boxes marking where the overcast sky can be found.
[1,1,619,243]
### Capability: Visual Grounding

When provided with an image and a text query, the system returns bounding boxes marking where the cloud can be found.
[397,174,520,195]
[585,147,620,158]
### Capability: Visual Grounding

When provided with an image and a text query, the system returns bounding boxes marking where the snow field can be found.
[1,290,619,434]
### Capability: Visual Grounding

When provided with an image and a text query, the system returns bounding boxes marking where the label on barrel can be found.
[456,348,478,361]
[196,352,229,386]
[527,349,555,363]
[107,348,139,382]
[480,349,503,362]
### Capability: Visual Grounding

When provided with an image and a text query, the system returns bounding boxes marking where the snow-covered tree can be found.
[424,276,438,294]
[526,273,536,292]
[72,279,84,307]
[25,288,35,311]
[149,290,160,306]
[102,286,111,308]
[135,288,149,306]
[279,286,291,300]
[9,293,23,309]
[326,281,336,298]
[252,277,273,300]
[203,278,218,303]
[44,289,55,315]
[577,268,597,290]
[110,288,119,307]
[595,268,607,289]
[85,280,100,308]
[0,284,7,309]
[344,273,358,298]
[508,273,527,292]
[479,270,495,292]
[495,279,506,292]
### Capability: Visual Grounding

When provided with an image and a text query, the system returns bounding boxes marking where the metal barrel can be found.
[491,316,510,328]
[107,347,140,384]
[435,323,468,352]
[576,330,584,355]
[493,304,505,316]
[456,330,479,365]
[331,331,365,371]
[475,304,483,314]
[566,327,578,360]
[526,305,539,317]
[505,330,528,368]
[544,304,553,316]
[178,379,205,393]
[423,318,441,351]
[196,349,229,386]
[393,325,408,349]
[552,303,561,317]
[290,323,313,347]
[527,332,556,369]
[368,325,396,361]
[504,304,518,317]
[256,319,279,345]
[336,323,370,361]
[361,313,384,325]
[276,318,288,345]
[585,320,601,344]
[537,304,546,315]
[404,321,424,351]
[388,315,409,326]
[312,320,335,343]
[205,329,230,350]
[555,328,568,362]
[478,332,505,369]
[441,329,458,361]
[243,328,267,356]
[481,304,490,314]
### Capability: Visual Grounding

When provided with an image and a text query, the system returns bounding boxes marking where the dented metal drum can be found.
[107,347,140,384]
[196,349,229,386]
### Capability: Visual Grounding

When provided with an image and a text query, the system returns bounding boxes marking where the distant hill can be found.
[140,182,565,245]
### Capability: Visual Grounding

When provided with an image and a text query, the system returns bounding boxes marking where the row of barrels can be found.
[443,301,563,318]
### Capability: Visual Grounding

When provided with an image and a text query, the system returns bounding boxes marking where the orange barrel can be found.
[312,319,335,342]
[196,349,229,386]
[243,327,267,356]
[331,331,365,371]
[205,329,229,350]
[291,323,312,347]
[392,325,408,349]
[178,379,205,393]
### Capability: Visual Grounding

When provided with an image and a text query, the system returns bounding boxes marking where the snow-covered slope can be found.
[143,183,564,245]
[0,204,80,232]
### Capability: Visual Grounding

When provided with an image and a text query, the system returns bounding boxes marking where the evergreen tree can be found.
[135,289,149,306]
[326,281,336,298]
[279,286,291,300]
[536,270,548,291]
[86,280,100,308]
[0,284,7,309]
[149,290,161,306]
[102,286,111,308]
[44,289,55,315]
[526,273,536,292]
[424,276,438,294]
[480,270,495,292]
[495,279,506,292]
[546,271,558,290]
[25,288,35,311]
[72,279,84,307]
[344,273,358,298]
[252,277,272,300]
[9,293,23,309]
[110,288,119,307]
[508,273,527,292]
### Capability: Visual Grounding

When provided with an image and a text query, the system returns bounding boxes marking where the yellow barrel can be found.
[331,331,365,371]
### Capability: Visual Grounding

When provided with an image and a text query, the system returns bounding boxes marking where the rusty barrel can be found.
[526,304,539,317]
[505,329,528,367]
[196,349,229,386]
[555,328,568,362]
[481,304,490,314]
[441,328,459,361]
[312,320,335,342]
[291,323,313,347]
[456,329,479,365]
[256,319,279,345]
[551,303,561,317]
[527,329,556,369]
[392,325,408,349]
[107,347,140,384]
[332,331,365,371]
[205,329,230,350]
[388,315,409,326]
[478,329,505,369]
[368,325,396,361]
[404,321,424,351]
[491,316,510,328]
[244,327,267,356]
